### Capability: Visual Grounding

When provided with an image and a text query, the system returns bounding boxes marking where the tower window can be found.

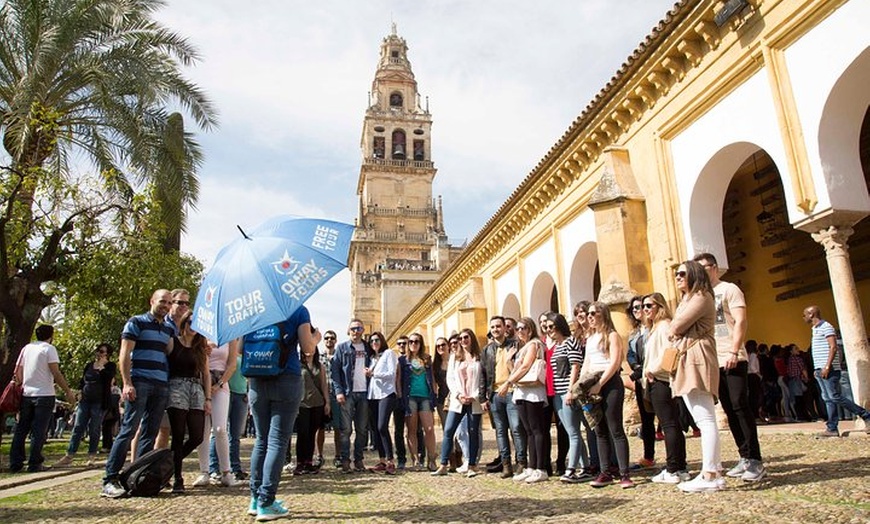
[392,130,406,159]
[390,92,403,108]
[413,140,425,161]
[373,137,385,159]
[391,50,399,58]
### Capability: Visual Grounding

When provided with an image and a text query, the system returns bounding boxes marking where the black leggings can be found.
[370,395,395,461]
[594,375,629,476]
[648,379,686,473]
[719,362,762,461]
[634,381,656,461]
[295,405,325,465]
[515,399,548,470]
[167,407,205,482]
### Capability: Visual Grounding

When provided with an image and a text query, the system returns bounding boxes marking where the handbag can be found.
[516,343,546,386]
[660,346,681,375]
[0,380,23,413]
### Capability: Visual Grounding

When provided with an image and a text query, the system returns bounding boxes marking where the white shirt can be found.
[368,349,398,400]
[18,341,60,397]
[584,332,611,371]
[352,342,368,393]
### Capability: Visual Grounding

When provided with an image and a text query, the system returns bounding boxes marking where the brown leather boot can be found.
[500,461,514,479]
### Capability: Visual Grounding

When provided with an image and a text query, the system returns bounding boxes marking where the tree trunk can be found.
[0,277,51,387]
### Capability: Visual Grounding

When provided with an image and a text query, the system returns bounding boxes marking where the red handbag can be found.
[0,380,23,413]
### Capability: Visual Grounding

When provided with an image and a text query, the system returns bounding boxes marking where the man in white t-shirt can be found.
[330,319,371,472]
[10,325,74,472]
[695,253,765,482]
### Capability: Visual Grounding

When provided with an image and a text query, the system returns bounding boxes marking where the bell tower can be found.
[349,25,460,336]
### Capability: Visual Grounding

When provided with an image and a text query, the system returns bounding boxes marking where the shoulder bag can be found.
[516,342,546,387]
[0,379,23,413]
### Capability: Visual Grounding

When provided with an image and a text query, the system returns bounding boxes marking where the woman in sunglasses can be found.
[641,292,689,484]
[401,333,438,471]
[669,260,723,493]
[582,302,633,489]
[432,328,483,477]
[366,332,398,474]
[432,337,451,427]
[626,296,656,471]
[497,317,549,483]
[165,312,211,493]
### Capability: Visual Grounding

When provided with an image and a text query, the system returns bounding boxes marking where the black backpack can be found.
[119,448,173,497]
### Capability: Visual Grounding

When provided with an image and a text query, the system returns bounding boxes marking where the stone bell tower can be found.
[349,24,461,336]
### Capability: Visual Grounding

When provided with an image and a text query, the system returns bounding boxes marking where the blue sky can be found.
[163,0,678,336]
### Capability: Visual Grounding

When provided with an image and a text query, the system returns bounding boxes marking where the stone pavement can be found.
[0,422,868,523]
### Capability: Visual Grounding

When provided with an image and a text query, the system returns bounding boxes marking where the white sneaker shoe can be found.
[525,469,548,483]
[456,462,469,474]
[677,473,726,493]
[221,472,245,487]
[512,468,532,482]
[192,473,211,487]
[725,458,749,478]
[651,469,691,484]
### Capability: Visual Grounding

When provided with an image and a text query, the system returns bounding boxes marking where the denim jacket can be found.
[330,340,372,397]
[399,355,436,416]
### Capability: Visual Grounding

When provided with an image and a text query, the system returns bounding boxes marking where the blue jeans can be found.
[67,399,104,456]
[104,378,169,482]
[490,391,526,464]
[249,374,302,507]
[10,395,55,472]
[440,407,481,466]
[554,393,589,471]
[339,392,369,462]
[210,391,248,475]
[457,414,483,463]
[814,369,870,432]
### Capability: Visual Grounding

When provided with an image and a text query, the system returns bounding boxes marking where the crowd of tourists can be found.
[8,254,870,520]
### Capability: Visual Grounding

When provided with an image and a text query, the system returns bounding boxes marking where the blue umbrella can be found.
[191,216,354,345]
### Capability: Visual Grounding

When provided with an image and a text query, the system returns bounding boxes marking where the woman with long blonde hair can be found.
[641,292,689,484]
[401,333,438,471]
[581,302,632,489]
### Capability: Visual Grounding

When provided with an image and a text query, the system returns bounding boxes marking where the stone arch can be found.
[501,293,521,320]
[529,272,558,319]
[818,46,870,212]
[568,241,600,306]
[689,141,766,269]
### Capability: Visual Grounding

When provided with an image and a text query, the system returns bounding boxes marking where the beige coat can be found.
[670,291,719,401]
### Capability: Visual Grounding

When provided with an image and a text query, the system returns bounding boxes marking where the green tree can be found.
[54,204,203,382]
[0,0,217,385]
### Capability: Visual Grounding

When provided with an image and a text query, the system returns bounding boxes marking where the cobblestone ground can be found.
[1,429,868,523]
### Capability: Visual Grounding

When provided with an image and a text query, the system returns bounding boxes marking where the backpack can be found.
[119,448,173,497]
[241,322,293,377]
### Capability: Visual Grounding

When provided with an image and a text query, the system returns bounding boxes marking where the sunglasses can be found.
[370,338,381,343]
[459,334,471,340]
[674,270,687,279]
[516,325,528,331]
[642,303,656,310]
[409,339,422,345]
[324,336,336,341]
[173,300,190,306]
[397,341,407,346]
[541,323,553,330]
[631,304,642,311]
[449,340,459,345]
[587,311,600,317]
[350,326,364,332]
[435,343,447,348]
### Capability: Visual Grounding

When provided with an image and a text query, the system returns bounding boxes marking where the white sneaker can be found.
[677,473,726,493]
[512,468,532,482]
[192,473,211,487]
[282,463,294,474]
[725,458,749,478]
[456,462,469,474]
[525,469,548,483]
[221,472,245,487]
[651,469,691,484]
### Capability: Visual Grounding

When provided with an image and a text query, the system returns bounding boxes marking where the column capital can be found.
[810,225,854,255]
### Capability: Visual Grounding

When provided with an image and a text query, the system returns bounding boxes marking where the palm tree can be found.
[0,0,218,384]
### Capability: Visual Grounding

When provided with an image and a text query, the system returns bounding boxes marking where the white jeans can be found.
[681,389,721,475]
[198,384,230,474]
